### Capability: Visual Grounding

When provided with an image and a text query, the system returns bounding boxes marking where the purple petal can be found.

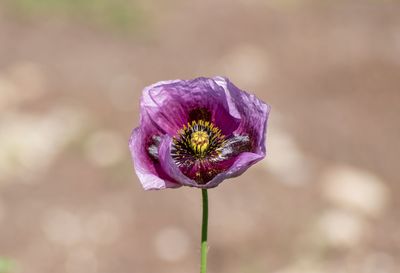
[213,76,271,155]
[129,114,181,190]
[141,78,241,136]
[204,152,264,188]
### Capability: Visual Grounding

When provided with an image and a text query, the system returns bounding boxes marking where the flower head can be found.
[129,76,270,190]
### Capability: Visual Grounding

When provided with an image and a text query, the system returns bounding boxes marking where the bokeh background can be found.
[0,0,399,272]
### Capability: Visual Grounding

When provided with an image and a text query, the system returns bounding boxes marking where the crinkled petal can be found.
[141,78,241,136]
[129,116,181,190]
[204,152,264,188]
[214,76,271,155]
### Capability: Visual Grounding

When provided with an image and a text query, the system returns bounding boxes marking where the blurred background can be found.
[0,0,399,272]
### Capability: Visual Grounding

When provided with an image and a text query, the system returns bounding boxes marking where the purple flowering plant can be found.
[129,76,270,272]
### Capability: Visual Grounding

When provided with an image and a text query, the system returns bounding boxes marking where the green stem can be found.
[200,189,208,273]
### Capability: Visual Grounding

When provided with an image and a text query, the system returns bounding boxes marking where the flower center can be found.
[172,120,225,161]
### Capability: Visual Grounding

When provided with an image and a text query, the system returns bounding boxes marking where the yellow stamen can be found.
[190,131,209,155]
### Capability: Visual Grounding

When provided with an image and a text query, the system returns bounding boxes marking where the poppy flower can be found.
[129,76,270,190]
